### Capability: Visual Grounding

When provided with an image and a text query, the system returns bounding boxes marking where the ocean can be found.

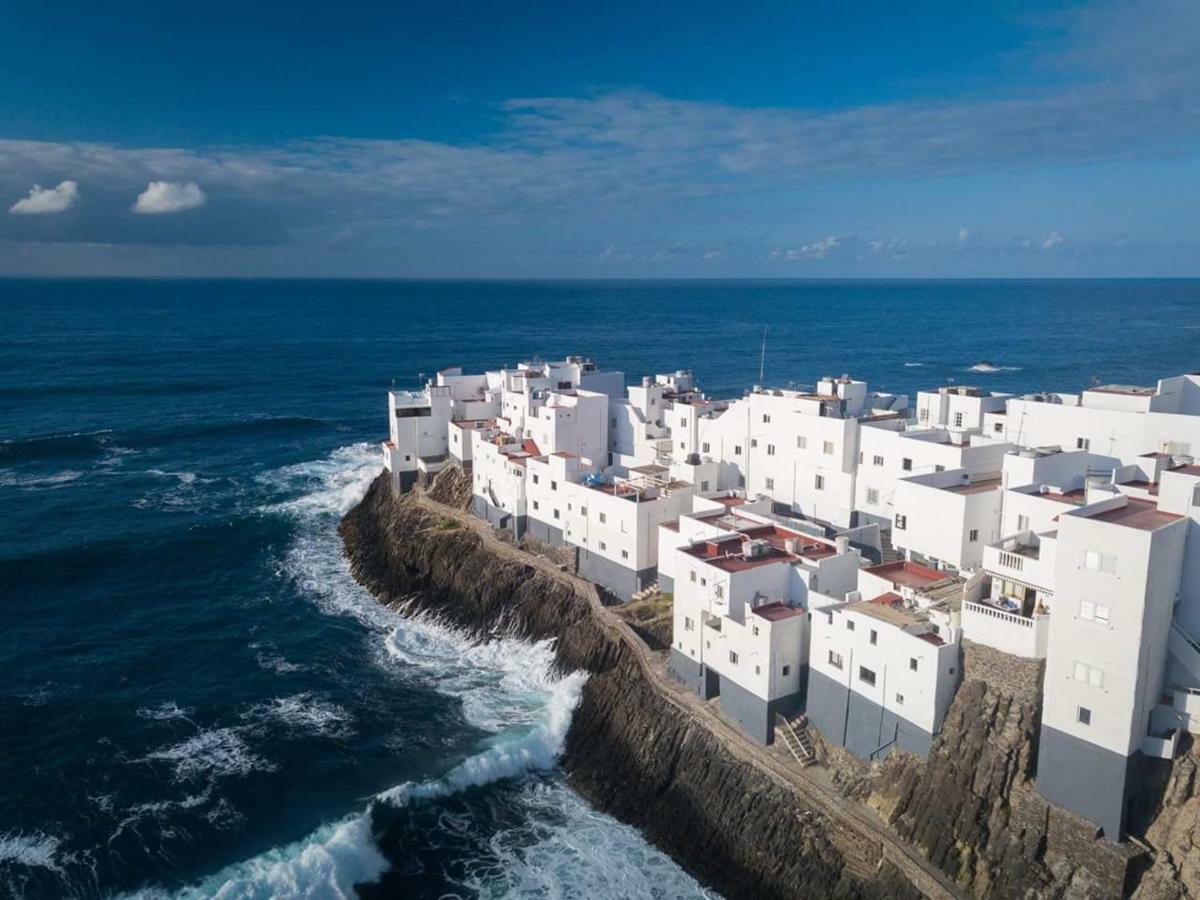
[1,278,1197,898]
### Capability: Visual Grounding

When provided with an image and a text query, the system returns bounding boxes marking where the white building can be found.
[665,501,860,743]
[806,561,964,759]
[891,469,1004,572]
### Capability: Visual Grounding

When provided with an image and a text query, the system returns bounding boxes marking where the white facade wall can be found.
[892,471,1002,571]
[1043,503,1187,757]
[808,603,959,737]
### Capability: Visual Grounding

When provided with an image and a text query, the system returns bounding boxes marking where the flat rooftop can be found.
[862,560,948,591]
[941,477,1002,495]
[1087,498,1183,532]
[1089,385,1155,396]
[753,602,804,622]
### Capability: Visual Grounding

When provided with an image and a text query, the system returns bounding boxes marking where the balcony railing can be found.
[962,600,1050,658]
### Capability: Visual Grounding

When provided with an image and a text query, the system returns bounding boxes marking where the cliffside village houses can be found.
[383,356,1200,842]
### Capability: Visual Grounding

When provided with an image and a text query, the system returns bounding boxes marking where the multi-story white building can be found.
[806,561,964,759]
[664,501,860,743]
[382,359,1200,842]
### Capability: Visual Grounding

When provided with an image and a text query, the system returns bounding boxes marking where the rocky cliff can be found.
[342,469,1195,899]
[341,472,920,900]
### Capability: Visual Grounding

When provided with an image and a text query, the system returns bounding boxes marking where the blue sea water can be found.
[1,278,1198,899]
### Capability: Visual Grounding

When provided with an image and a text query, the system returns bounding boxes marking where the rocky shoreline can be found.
[340,468,1200,899]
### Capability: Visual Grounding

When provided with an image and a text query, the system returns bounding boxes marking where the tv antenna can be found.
[758,326,768,386]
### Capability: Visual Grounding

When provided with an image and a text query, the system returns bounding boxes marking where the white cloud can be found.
[786,235,840,259]
[9,180,79,214]
[958,228,971,243]
[1041,231,1064,249]
[133,181,206,214]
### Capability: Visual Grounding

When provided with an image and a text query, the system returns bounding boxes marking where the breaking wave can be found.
[143,728,275,783]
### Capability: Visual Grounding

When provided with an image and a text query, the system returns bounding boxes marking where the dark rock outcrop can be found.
[341,474,919,900]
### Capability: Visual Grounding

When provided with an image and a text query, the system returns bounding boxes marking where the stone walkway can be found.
[414,493,968,900]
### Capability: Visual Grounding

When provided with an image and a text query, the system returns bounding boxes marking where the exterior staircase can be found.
[776,714,817,767]
[878,529,903,564]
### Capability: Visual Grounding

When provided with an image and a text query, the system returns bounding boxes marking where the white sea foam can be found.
[968,363,1022,373]
[174,443,697,900]
[166,813,387,900]
[0,469,83,489]
[903,362,925,367]
[241,693,354,740]
[0,831,64,873]
[144,728,275,782]
[137,701,196,723]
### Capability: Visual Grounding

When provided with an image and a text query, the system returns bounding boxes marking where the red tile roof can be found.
[753,602,804,622]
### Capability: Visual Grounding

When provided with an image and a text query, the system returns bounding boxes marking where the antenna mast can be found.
[758,325,767,386]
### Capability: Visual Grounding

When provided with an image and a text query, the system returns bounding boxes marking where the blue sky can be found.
[1,0,1196,277]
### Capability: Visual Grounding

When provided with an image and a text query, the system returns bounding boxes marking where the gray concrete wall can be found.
[391,469,418,496]
[577,549,654,601]
[717,673,804,745]
[1036,724,1132,839]
[470,494,527,540]
[669,648,705,695]
[805,668,933,760]
[527,518,565,547]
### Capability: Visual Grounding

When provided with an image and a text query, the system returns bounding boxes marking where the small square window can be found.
[828,650,843,670]
[858,666,876,686]
[729,650,738,664]
[909,657,918,671]
[895,514,907,530]
[869,629,877,645]
[969,529,979,542]
[902,458,912,471]
[782,665,790,677]
[895,693,904,705]
[1078,706,1092,725]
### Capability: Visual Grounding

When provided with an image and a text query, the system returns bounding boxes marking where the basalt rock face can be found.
[1131,736,1200,900]
[341,474,918,900]
[865,642,1133,899]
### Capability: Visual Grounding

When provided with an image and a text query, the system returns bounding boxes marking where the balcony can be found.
[962,600,1050,658]
[982,531,1056,592]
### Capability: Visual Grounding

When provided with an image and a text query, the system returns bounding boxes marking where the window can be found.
[782,665,790,676]
[763,414,771,424]
[599,541,607,551]
[765,477,775,490]
[734,444,743,455]
[621,549,629,559]
[752,625,759,636]
[729,650,738,664]
[873,454,884,466]
[1084,550,1117,574]
[702,442,710,453]
[690,571,697,583]
[551,480,558,491]
[1016,514,1030,532]
[935,465,945,472]
[797,436,807,450]
[823,441,834,455]
[869,629,878,645]
[814,474,825,490]
[751,438,758,448]
[866,488,879,505]
[579,506,587,516]
[1080,601,1112,624]
[532,474,540,484]
[895,514,907,530]
[909,657,918,671]
[1076,437,1090,450]
[846,619,855,631]
[953,412,964,428]
[599,512,607,524]
[993,422,1004,434]
[1078,706,1092,726]
[700,577,707,586]
[680,417,687,426]
[685,617,694,631]
[1073,661,1104,687]
[755,665,761,675]
[828,651,844,669]
[553,508,560,519]
[715,584,724,598]
[896,693,905,705]
[969,529,979,542]
[859,666,876,686]
[700,480,709,491]
[532,500,540,510]
[919,408,929,422]
[767,444,776,456]
[902,458,913,471]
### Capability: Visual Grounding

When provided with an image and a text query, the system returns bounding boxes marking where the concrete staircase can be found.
[776,714,817,767]
[878,530,903,564]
